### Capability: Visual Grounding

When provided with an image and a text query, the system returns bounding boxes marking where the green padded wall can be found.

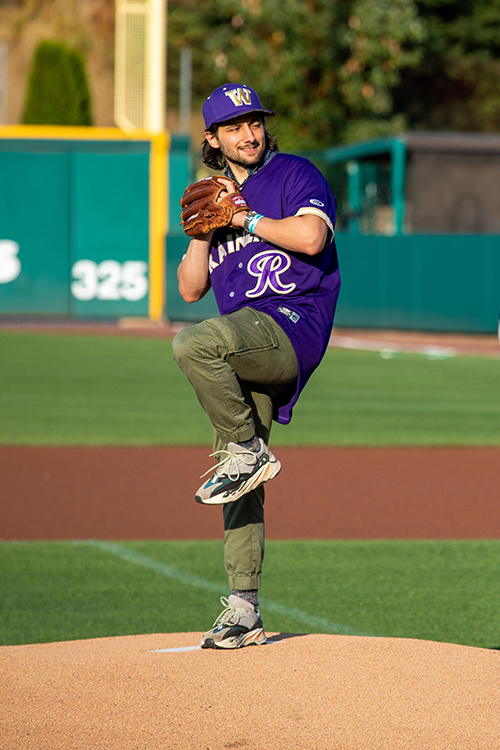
[334,233,500,333]
[165,232,500,334]
[0,150,70,313]
[0,138,150,317]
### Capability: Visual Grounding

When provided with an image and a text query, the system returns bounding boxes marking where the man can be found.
[172,83,340,649]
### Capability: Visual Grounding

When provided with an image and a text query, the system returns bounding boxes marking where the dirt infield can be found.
[2,632,499,749]
[2,445,500,540]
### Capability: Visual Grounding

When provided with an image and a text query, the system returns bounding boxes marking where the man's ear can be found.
[205,130,220,149]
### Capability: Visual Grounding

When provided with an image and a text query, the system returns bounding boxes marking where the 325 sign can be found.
[71,259,148,302]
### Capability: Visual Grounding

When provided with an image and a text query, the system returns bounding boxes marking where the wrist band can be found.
[247,213,264,235]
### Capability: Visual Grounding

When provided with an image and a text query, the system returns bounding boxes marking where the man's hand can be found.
[215,177,248,229]
[180,176,250,236]
[216,178,330,253]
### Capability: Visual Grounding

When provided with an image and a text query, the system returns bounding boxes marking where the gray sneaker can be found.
[195,438,281,505]
[200,595,267,650]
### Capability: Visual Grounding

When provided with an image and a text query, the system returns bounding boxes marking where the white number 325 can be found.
[71,260,148,302]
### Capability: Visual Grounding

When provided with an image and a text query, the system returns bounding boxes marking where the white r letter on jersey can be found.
[245,250,296,298]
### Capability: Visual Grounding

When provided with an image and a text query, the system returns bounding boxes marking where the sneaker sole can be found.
[201,628,267,650]
[195,459,281,505]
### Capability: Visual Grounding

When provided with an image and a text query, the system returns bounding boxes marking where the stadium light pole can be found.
[0,41,7,125]
[179,47,192,134]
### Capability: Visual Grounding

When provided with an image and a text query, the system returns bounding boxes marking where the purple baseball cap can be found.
[203,84,275,130]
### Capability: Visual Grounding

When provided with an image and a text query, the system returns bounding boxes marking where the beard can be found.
[218,138,266,169]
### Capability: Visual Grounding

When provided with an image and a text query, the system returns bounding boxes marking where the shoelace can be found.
[200,447,258,481]
[211,596,249,627]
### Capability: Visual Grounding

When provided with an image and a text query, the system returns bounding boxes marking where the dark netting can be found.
[406,152,500,233]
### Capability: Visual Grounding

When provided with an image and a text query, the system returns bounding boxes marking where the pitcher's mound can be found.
[1,632,499,749]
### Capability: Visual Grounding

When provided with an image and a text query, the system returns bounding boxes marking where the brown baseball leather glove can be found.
[180,176,250,236]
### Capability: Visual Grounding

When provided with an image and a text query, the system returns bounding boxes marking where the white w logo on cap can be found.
[225,88,252,107]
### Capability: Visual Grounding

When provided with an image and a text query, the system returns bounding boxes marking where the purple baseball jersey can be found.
[209,153,341,424]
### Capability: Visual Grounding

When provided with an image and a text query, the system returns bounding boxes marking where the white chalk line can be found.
[81,540,374,637]
[151,639,287,653]
[152,645,201,653]
[329,336,458,359]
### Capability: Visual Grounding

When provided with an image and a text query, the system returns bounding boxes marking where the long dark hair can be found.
[201,122,279,171]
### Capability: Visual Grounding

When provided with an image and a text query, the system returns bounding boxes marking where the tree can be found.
[168,0,425,149]
[22,40,93,126]
[393,0,500,131]
[68,48,93,127]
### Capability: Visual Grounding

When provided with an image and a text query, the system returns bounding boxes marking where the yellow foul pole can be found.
[114,0,168,322]
[147,0,167,322]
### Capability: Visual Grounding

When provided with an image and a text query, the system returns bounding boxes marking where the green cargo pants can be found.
[172,306,298,591]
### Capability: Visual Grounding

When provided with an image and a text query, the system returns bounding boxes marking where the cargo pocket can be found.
[206,307,279,357]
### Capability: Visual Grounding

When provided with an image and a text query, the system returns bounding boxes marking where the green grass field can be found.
[1,539,499,649]
[1,330,499,648]
[1,330,499,445]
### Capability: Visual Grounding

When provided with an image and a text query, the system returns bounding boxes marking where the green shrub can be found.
[22,40,93,126]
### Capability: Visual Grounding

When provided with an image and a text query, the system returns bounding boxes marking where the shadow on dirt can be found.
[267,633,308,644]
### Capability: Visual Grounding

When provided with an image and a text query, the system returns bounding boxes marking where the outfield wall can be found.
[0,126,168,321]
[335,233,500,334]
[1,129,498,333]
[166,232,500,334]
